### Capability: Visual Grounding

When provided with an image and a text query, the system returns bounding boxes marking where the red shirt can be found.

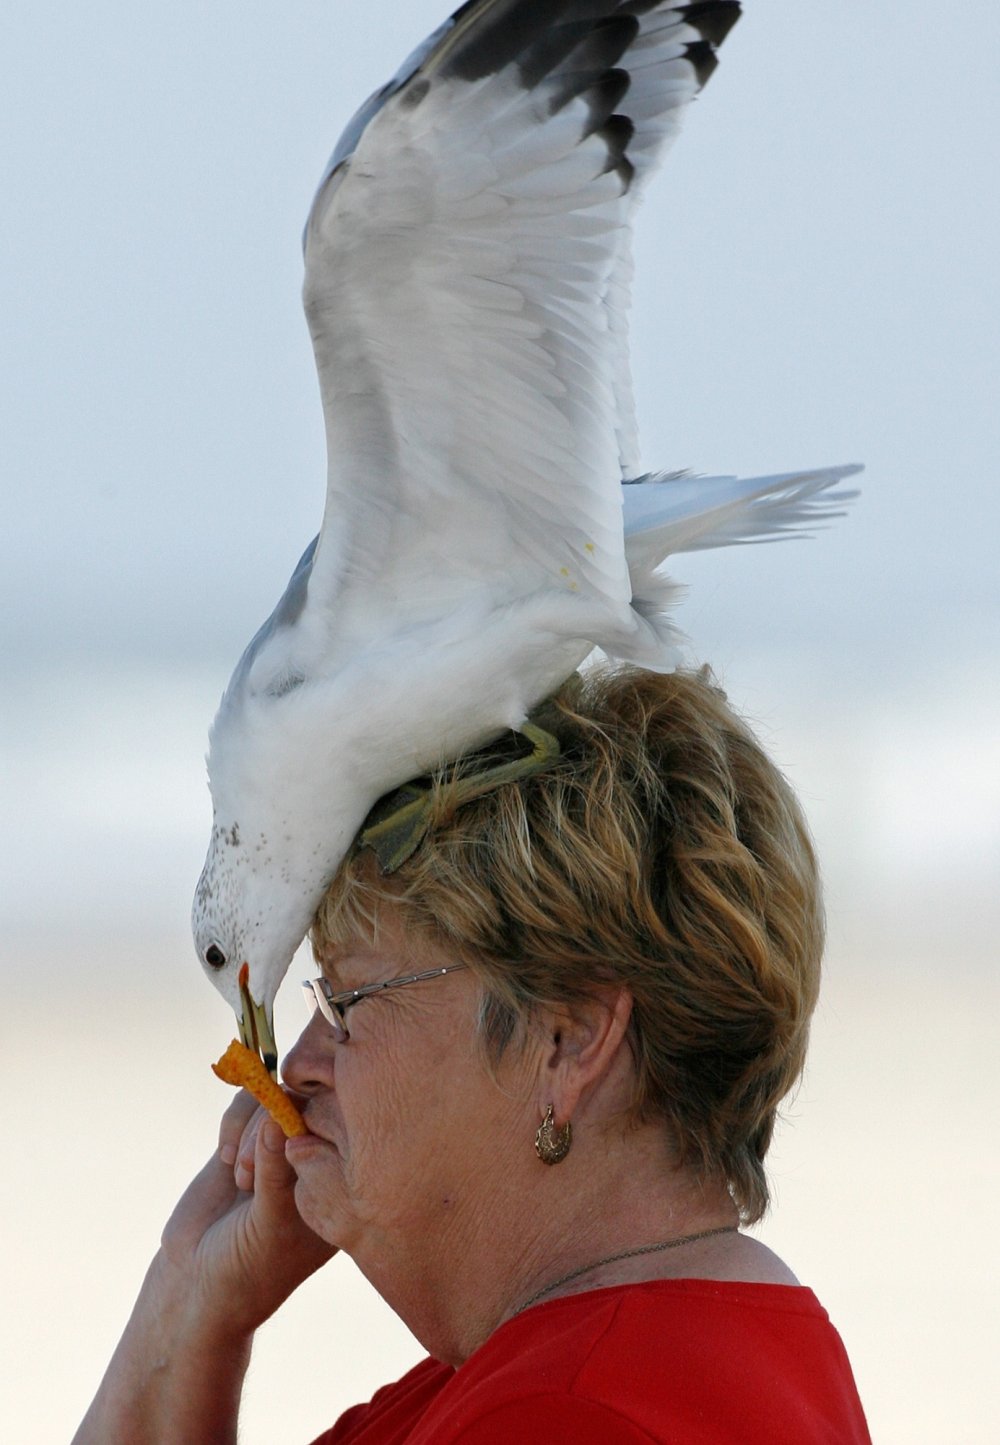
[310,1279,871,1443]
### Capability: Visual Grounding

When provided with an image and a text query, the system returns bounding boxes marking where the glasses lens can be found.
[301,980,348,1042]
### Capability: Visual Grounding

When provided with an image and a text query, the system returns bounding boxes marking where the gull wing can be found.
[259,0,741,689]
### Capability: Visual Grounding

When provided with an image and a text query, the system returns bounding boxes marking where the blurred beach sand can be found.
[4,937,997,1444]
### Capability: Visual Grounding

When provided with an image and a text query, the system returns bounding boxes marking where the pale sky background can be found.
[2,2,999,1441]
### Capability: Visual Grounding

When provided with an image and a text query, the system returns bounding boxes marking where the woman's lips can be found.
[285,1128,337,1162]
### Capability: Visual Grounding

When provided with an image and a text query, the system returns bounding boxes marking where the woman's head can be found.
[312,666,824,1224]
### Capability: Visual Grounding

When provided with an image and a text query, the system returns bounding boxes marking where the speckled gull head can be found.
[191,0,859,1070]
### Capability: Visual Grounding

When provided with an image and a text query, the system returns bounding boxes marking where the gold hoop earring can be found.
[535,1105,572,1165]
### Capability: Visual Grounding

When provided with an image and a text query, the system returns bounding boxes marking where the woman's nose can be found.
[281,1012,336,1095]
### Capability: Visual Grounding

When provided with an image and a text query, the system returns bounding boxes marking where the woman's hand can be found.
[72,1092,335,1444]
[158,1089,336,1337]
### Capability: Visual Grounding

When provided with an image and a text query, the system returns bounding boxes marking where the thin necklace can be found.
[515,1225,739,1316]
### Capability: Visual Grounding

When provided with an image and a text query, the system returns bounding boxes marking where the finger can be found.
[250,1119,336,1271]
[234,1106,267,1192]
[218,1090,260,1167]
[234,1121,295,1226]
[254,1117,298,1196]
[230,1085,308,1180]
[223,1088,308,1190]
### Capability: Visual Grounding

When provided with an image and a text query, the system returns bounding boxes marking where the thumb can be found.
[252,1117,300,1204]
[248,1117,335,1280]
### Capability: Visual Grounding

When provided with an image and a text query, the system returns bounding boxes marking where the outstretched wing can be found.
[279,0,740,683]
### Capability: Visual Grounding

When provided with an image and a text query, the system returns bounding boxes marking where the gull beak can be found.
[238,963,278,1079]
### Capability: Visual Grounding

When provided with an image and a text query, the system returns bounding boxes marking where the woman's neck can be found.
[367,1124,743,1367]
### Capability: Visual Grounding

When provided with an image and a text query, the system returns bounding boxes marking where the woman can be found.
[74,668,871,1442]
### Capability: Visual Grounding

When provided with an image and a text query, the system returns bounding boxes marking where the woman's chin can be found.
[286,1145,350,1241]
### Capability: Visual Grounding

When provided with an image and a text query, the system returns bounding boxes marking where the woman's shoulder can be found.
[435,1279,871,1444]
[312,1280,871,1444]
[502,1274,834,1352]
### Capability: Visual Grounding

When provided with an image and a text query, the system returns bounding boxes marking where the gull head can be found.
[192,814,320,1075]
[191,612,381,1071]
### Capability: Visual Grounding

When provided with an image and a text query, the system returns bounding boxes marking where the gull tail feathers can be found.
[612,464,862,670]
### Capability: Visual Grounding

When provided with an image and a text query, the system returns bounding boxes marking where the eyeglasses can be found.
[301,963,468,1043]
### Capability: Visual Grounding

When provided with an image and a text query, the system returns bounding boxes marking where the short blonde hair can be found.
[313,666,823,1223]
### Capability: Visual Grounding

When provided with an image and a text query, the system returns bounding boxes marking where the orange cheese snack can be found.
[211,1039,308,1138]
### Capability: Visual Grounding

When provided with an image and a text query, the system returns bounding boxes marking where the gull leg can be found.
[359,724,561,873]
[460,723,561,791]
[358,781,436,875]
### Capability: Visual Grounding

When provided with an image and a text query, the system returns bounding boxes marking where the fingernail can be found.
[262,1119,285,1152]
[220,1143,237,1166]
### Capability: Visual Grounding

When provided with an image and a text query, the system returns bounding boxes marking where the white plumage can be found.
[191,0,858,1062]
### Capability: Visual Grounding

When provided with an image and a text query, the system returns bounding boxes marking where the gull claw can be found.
[359,723,562,874]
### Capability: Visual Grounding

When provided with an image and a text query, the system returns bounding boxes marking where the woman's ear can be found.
[535,987,633,1126]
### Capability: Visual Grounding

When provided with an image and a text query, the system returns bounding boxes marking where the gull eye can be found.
[204,943,227,970]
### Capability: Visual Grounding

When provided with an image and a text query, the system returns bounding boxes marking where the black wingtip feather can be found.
[683,39,719,88]
[578,67,633,124]
[441,1,740,92]
[538,16,639,102]
[598,112,636,187]
[680,2,742,48]
[443,0,590,83]
[435,0,740,186]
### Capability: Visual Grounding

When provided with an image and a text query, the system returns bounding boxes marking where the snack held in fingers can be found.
[211,1040,308,1138]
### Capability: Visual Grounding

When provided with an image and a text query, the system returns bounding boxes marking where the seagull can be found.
[192,0,859,1069]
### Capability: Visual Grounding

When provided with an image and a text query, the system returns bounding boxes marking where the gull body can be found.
[191,0,859,1056]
